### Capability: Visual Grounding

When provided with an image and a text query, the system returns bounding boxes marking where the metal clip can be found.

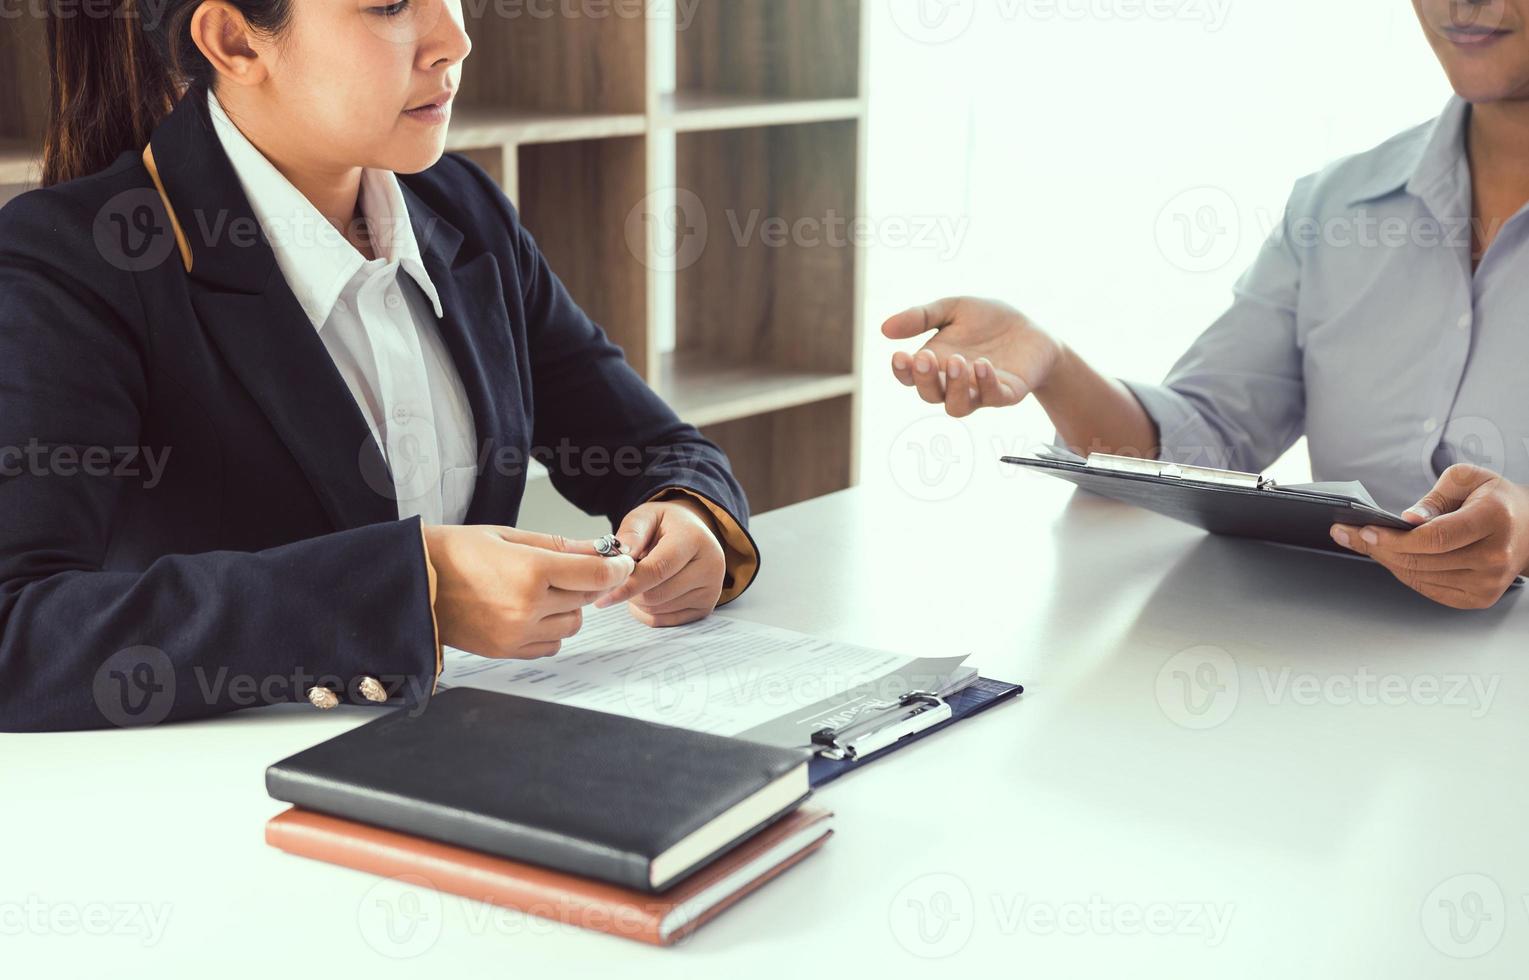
[810,692,953,761]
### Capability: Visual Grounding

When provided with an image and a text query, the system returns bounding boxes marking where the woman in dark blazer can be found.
[0,0,758,731]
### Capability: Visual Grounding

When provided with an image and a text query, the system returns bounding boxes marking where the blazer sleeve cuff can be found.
[641,486,760,606]
[418,523,444,692]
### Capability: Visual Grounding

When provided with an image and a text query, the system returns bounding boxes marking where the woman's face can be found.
[248,0,472,175]
[1413,0,1529,102]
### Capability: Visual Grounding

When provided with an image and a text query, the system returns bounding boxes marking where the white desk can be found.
[8,463,1529,979]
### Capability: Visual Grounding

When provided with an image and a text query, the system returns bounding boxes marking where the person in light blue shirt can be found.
[883,0,1529,610]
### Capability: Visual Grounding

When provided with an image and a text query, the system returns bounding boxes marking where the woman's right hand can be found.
[881,297,1063,418]
[421,525,636,659]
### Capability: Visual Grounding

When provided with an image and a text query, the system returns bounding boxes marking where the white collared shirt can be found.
[207,90,478,526]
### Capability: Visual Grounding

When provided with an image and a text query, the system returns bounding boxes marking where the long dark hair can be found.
[43,0,292,186]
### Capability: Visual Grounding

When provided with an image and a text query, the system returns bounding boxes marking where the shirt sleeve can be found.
[1121,176,1311,473]
[640,486,761,606]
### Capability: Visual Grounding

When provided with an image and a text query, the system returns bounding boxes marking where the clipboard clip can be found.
[810,691,954,761]
[1084,452,1279,490]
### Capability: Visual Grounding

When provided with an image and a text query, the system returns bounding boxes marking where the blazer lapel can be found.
[402,184,527,527]
[147,90,398,532]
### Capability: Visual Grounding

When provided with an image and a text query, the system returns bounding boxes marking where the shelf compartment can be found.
[656,351,857,428]
[460,8,646,115]
[0,17,47,146]
[701,396,855,515]
[0,143,38,187]
[516,136,650,373]
[675,120,860,375]
[659,93,864,133]
[677,0,862,100]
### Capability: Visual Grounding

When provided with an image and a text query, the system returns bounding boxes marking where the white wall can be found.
[861,0,1453,492]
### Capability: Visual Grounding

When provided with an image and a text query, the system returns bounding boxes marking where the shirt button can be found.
[386,294,403,310]
[1423,418,1439,434]
[1456,313,1471,330]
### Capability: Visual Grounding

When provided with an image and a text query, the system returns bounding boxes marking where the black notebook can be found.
[266,688,813,893]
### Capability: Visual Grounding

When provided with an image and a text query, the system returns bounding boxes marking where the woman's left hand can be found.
[1331,464,1529,609]
[595,497,726,626]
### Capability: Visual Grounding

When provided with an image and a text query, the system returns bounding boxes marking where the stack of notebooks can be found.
[265,688,833,946]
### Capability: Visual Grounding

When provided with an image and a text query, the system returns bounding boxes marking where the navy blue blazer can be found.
[0,90,756,732]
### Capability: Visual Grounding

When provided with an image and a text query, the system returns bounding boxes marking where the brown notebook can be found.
[267,804,833,947]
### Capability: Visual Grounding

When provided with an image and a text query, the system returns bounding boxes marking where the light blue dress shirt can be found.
[1125,96,1529,515]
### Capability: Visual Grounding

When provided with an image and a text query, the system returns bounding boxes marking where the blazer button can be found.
[306,686,340,710]
[359,677,389,703]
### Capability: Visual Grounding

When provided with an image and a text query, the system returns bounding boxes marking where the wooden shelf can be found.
[655,352,858,428]
[660,93,864,133]
[446,108,645,150]
[0,143,38,186]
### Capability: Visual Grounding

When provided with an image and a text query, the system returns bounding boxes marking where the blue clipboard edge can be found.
[808,676,1024,787]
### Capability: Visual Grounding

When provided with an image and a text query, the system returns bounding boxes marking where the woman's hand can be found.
[595,497,726,627]
[881,296,1063,418]
[422,525,636,658]
[1331,464,1529,610]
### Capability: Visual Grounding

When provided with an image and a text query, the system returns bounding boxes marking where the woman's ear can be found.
[189,1,270,88]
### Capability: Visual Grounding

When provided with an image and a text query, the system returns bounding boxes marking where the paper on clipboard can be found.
[439,604,978,750]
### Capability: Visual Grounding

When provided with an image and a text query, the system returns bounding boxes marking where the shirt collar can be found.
[205,89,444,330]
[1345,94,1471,209]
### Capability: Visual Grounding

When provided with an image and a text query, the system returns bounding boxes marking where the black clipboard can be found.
[1002,452,1412,556]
